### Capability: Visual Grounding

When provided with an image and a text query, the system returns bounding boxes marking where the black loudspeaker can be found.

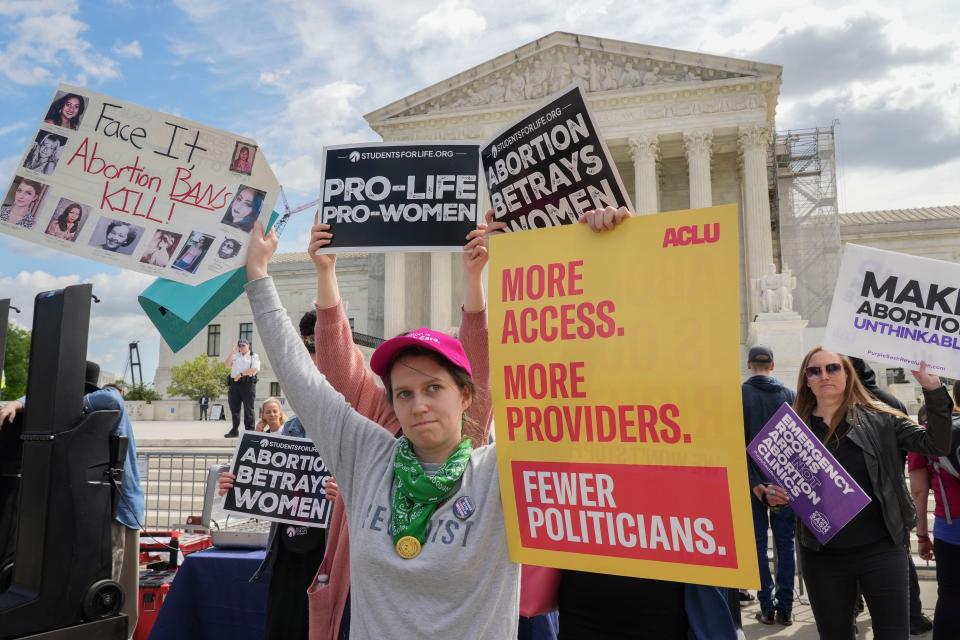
[0,284,127,638]
[0,300,13,588]
[0,298,9,370]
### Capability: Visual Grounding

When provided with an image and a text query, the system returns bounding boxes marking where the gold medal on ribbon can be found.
[396,535,421,559]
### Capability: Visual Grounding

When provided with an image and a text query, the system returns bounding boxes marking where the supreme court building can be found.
[153,32,959,411]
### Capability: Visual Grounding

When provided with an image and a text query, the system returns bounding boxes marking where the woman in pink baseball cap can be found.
[241,207,629,638]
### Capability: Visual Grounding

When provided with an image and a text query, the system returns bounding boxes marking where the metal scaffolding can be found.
[770,126,842,327]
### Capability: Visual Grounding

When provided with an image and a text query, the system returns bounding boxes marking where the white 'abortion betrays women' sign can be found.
[824,243,960,379]
[0,84,279,285]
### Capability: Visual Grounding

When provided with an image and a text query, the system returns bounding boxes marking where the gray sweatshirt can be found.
[247,277,520,639]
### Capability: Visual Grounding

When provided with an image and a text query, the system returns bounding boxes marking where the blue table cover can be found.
[149,548,269,640]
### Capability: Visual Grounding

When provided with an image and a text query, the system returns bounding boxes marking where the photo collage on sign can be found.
[0,91,88,231]
[1,88,266,277]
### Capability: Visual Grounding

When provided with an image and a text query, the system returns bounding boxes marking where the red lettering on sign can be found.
[501,260,584,302]
[662,223,720,248]
[168,167,232,212]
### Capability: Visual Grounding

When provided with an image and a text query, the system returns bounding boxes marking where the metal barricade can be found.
[136,449,234,529]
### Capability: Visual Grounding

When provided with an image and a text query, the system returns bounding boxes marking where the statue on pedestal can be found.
[756,263,796,315]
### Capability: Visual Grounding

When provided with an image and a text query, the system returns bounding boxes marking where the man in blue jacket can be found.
[742,345,796,627]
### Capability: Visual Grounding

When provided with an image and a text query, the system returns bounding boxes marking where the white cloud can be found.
[0,5,120,85]
[112,39,142,58]
[1,268,161,381]
[258,82,375,197]
[168,0,229,22]
[0,0,78,16]
[1,268,153,328]
[0,122,28,137]
[411,0,487,47]
[0,236,68,260]
[258,69,290,87]
[840,157,960,213]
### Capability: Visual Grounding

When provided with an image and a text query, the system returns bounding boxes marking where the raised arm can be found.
[896,366,952,455]
[245,223,395,496]
[459,215,503,446]
[224,342,237,368]
[308,217,400,434]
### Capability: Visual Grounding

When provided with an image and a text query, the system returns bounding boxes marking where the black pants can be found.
[227,381,255,431]
[264,541,327,640]
[800,539,908,640]
[907,551,923,623]
[199,406,208,420]
[934,538,960,640]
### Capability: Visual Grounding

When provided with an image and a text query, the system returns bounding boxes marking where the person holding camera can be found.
[224,339,260,437]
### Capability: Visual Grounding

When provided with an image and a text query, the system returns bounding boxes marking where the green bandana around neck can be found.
[392,436,473,550]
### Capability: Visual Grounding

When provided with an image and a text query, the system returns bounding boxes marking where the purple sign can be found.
[746,403,871,544]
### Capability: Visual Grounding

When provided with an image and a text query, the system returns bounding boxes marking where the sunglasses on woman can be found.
[805,363,843,379]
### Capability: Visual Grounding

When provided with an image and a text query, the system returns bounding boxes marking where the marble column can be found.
[628,135,660,215]
[682,129,713,208]
[384,253,406,338]
[430,252,453,330]
[738,124,774,319]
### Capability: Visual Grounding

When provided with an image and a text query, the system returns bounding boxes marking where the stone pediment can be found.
[366,32,781,124]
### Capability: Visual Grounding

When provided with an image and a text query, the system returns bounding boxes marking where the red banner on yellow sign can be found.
[489,204,758,588]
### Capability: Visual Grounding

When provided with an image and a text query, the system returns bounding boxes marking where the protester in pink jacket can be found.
[305,213,498,640]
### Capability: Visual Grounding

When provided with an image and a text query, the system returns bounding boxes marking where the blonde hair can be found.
[794,346,905,442]
[259,397,288,429]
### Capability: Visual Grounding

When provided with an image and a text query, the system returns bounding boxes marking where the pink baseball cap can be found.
[370,328,473,378]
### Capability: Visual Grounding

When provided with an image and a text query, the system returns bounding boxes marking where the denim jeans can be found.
[751,497,795,614]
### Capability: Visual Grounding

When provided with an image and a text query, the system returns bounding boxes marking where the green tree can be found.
[2,323,31,401]
[166,355,229,401]
[125,383,162,403]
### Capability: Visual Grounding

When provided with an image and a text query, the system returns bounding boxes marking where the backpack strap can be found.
[932,459,955,525]
[939,456,960,479]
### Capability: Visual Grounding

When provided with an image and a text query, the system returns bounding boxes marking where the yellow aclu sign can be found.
[488,204,758,588]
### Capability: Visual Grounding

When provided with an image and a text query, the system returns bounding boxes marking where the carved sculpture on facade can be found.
[571,53,591,90]
[526,59,550,100]
[505,70,526,103]
[642,65,662,86]
[394,45,749,117]
[599,60,620,91]
[549,50,572,93]
[756,262,796,314]
[619,63,642,89]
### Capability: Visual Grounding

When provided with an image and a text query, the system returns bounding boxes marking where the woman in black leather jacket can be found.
[765,346,951,640]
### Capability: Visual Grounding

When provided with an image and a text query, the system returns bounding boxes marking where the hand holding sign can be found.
[911,361,941,390]
[246,220,277,281]
[577,206,631,233]
[308,213,337,272]
[217,471,235,497]
[463,210,507,279]
[764,484,790,507]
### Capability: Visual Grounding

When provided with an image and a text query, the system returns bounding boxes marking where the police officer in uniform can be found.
[224,339,260,437]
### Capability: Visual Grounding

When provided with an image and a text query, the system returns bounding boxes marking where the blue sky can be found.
[1,0,958,386]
